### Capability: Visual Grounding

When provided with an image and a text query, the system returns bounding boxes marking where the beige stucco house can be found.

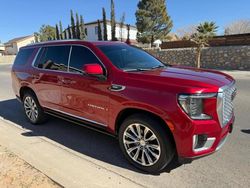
[4,35,35,55]
[0,43,5,56]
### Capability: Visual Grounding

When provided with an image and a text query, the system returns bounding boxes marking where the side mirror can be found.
[83,64,103,75]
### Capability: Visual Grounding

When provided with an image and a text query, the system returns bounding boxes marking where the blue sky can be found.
[0,0,249,42]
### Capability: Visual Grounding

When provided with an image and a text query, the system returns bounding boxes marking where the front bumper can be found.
[172,115,234,161]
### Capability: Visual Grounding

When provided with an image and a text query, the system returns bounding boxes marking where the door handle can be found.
[109,84,126,91]
[32,74,39,79]
[61,78,75,84]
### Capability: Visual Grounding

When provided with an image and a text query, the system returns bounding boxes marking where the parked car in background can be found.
[11,40,236,173]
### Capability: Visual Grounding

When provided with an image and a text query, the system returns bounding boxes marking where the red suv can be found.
[11,40,236,173]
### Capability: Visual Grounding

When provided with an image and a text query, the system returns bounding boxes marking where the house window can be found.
[95,26,98,35]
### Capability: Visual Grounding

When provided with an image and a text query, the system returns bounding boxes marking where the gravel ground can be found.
[0,145,61,188]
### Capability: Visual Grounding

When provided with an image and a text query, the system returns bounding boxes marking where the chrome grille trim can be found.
[217,81,236,127]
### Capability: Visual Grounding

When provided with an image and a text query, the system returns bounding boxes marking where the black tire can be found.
[118,113,174,173]
[23,92,46,124]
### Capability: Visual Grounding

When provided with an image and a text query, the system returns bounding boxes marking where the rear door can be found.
[60,45,110,127]
[32,45,70,110]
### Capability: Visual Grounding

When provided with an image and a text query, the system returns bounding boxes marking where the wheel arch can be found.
[115,108,176,149]
[19,86,38,101]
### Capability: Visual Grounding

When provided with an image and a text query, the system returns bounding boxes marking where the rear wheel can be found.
[119,114,174,173]
[23,92,46,124]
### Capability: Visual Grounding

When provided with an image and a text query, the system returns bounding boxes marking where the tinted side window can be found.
[69,46,101,73]
[35,46,70,71]
[14,48,36,65]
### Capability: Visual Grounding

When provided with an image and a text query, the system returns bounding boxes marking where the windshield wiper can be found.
[123,65,167,72]
[150,65,166,69]
[123,68,151,72]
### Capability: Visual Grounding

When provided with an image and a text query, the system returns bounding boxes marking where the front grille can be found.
[217,82,236,127]
[222,85,236,126]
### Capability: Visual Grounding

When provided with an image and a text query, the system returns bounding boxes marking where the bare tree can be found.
[176,25,197,39]
[225,19,250,35]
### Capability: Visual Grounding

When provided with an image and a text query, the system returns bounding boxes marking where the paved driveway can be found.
[0,63,249,187]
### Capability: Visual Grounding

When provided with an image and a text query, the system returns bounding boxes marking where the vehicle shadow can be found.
[241,129,250,134]
[0,98,182,175]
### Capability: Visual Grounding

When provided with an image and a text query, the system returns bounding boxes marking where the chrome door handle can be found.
[32,74,39,79]
[61,78,75,84]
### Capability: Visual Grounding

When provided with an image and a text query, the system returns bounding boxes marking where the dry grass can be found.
[0,145,61,188]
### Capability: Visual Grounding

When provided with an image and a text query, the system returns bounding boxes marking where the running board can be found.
[44,108,116,138]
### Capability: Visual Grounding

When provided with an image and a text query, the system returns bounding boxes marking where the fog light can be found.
[193,134,215,152]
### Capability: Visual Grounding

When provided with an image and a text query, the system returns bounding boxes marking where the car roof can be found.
[23,40,127,49]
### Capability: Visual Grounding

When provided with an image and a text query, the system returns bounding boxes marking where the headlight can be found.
[178,93,217,120]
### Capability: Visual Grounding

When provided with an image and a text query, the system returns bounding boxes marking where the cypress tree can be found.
[135,0,173,45]
[68,25,72,39]
[126,24,131,44]
[55,24,60,40]
[111,0,116,41]
[97,20,103,41]
[80,15,86,40]
[76,12,81,39]
[120,13,125,41]
[70,10,76,38]
[59,21,63,39]
[102,8,108,41]
[64,31,67,39]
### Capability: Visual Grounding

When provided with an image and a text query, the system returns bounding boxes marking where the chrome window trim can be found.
[67,46,72,72]
[43,106,107,127]
[31,44,108,77]
[31,47,42,67]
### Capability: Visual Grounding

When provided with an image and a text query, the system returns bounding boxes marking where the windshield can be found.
[98,44,166,71]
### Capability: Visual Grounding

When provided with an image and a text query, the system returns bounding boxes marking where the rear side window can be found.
[14,48,36,65]
[69,46,102,73]
[34,46,70,72]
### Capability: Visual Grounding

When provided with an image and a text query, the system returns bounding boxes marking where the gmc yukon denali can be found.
[11,40,236,173]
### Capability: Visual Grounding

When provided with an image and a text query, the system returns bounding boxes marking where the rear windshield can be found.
[14,48,36,65]
[97,44,165,71]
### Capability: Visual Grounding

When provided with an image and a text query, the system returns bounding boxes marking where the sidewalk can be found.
[0,145,60,188]
[0,118,142,188]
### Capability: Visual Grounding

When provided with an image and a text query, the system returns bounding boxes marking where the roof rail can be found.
[26,39,83,46]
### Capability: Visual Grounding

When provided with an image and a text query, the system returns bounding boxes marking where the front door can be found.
[61,45,110,127]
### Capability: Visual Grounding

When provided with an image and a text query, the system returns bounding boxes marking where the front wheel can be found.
[118,114,174,173]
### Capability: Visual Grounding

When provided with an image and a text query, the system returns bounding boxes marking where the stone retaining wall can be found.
[0,56,16,64]
[146,45,250,70]
[1,46,250,70]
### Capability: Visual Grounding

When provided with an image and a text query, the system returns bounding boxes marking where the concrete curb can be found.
[0,118,143,188]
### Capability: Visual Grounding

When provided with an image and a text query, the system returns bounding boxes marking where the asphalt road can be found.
[0,63,249,187]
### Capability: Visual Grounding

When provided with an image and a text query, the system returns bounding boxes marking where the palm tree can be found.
[191,22,218,68]
[197,22,218,35]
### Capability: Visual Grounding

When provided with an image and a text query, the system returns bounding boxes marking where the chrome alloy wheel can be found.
[123,123,161,166]
[24,96,38,122]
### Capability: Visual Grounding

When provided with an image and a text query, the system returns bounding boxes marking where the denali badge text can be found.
[87,104,105,111]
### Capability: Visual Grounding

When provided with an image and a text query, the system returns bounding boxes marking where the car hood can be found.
[125,66,234,92]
